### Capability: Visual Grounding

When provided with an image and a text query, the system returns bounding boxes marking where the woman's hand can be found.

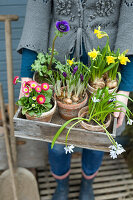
[114,91,130,128]
[19,77,32,99]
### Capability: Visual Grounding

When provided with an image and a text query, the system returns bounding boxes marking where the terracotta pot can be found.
[33,72,54,90]
[78,106,111,132]
[55,93,88,120]
[25,98,57,122]
[87,82,118,95]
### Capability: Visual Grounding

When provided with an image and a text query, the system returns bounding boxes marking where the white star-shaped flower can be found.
[109,142,125,159]
[64,145,75,154]
[127,118,133,125]
[92,96,100,103]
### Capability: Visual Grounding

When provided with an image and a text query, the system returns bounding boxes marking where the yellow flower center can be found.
[39,97,43,102]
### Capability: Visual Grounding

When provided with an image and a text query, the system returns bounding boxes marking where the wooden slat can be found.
[37,153,133,200]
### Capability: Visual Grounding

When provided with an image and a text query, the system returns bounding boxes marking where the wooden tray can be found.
[13,107,117,152]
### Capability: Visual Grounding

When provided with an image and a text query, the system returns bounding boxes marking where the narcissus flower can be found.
[22,87,29,94]
[56,21,70,32]
[118,55,130,65]
[67,58,74,66]
[32,96,36,101]
[24,93,29,97]
[106,56,117,65]
[88,48,99,60]
[94,26,108,39]
[41,83,49,91]
[13,76,19,85]
[37,95,46,104]
[35,85,42,93]
[30,81,38,88]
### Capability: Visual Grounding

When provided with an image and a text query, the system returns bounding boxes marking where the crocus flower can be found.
[56,20,70,32]
[63,72,67,78]
[80,74,84,82]
[24,93,29,97]
[30,81,38,88]
[92,96,100,103]
[35,85,42,93]
[127,118,133,125]
[64,145,75,154]
[13,76,19,85]
[41,83,49,91]
[22,87,29,94]
[73,66,78,75]
[37,95,46,104]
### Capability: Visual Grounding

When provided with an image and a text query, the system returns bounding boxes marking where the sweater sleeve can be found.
[114,1,133,55]
[119,55,133,92]
[20,48,37,78]
[17,0,52,54]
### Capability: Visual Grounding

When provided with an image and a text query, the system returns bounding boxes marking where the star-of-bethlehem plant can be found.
[51,87,133,159]
[31,21,70,85]
[13,76,52,117]
[88,26,130,90]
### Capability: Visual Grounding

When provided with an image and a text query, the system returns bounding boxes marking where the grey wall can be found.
[0,0,27,103]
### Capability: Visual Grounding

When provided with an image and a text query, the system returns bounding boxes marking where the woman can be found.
[18,1,133,199]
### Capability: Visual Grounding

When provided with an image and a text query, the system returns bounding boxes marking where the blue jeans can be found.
[48,143,104,179]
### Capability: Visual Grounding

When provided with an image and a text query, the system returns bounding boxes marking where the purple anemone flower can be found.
[63,72,67,78]
[56,21,70,32]
[80,74,84,82]
[73,66,78,75]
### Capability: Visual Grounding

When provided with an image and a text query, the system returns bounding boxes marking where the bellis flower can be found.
[41,83,49,91]
[13,76,19,85]
[30,81,38,89]
[24,93,30,97]
[22,87,29,94]
[35,85,42,93]
[37,95,46,104]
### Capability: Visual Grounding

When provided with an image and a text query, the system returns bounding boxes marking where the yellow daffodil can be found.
[94,26,108,39]
[118,55,130,65]
[106,56,117,65]
[88,48,99,60]
[67,58,74,66]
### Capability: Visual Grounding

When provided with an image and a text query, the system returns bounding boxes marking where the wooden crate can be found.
[14,107,117,152]
[37,153,133,200]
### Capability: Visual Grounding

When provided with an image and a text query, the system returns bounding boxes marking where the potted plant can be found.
[13,76,56,122]
[87,26,130,93]
[51,87,133,159]
[54,59,90,120]
[31,21,70,88]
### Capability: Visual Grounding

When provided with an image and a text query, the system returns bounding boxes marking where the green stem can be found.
[48,35,58,70]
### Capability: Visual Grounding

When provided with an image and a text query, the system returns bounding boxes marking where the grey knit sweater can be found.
[17,0,133,63]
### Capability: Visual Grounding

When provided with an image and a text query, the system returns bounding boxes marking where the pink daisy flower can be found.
[13,76,19,85]
[24,93,30,97]
[30,81,38,88]
[22,86,29,94]
[41,83,49,91]
[35,85,42,93]
[37,95,46,104]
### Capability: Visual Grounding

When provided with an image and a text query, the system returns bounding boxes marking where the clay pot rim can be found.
[33,72,54,88]
[78,106,111,129]
[25,97,57,119]
[88,78,118,94]
[54,93,88,110]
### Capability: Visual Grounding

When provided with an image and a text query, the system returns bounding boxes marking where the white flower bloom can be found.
[127,118,133,125]
[92,96,100,103]
[64,145,75,154]
[32,104,35,107]
[109,97,116,102]
[109,142,125,159]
